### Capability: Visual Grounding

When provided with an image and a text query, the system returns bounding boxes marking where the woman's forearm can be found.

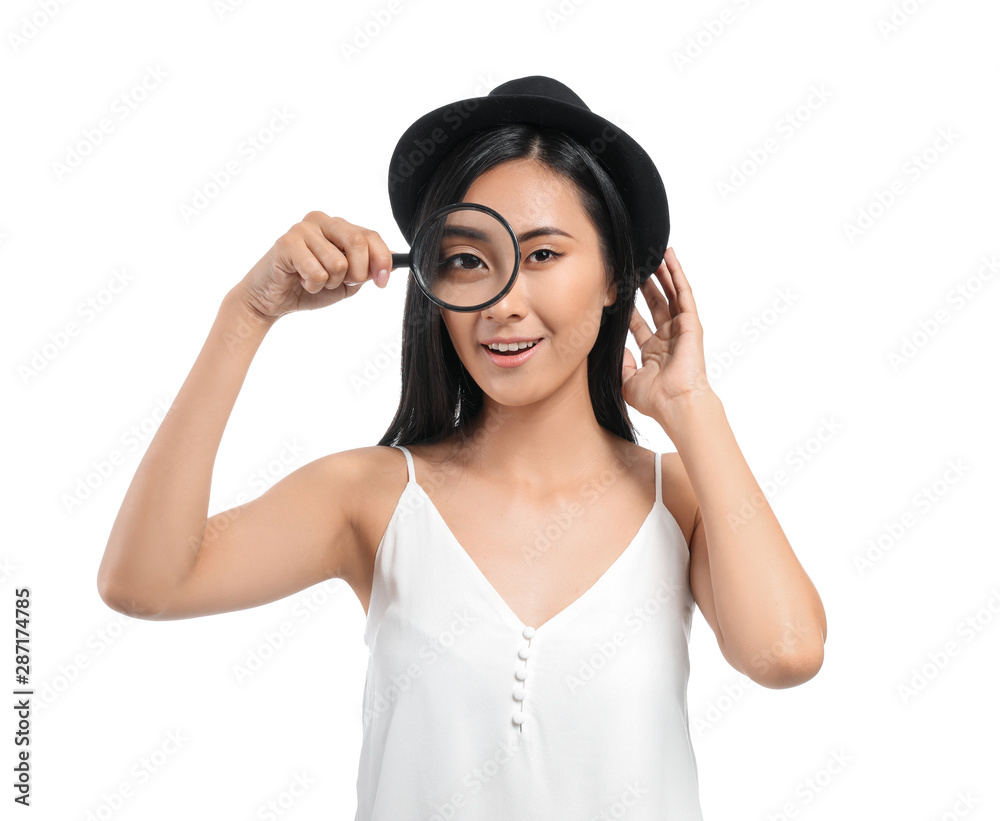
[656,390,827,685]
[96,288,276,615]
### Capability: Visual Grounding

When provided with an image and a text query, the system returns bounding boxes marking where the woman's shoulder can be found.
[313,443,411,487]
[313,445,416,586]
[332,440,465,509]
[607,441,698,546]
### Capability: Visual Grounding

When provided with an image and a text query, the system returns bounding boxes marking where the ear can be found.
[603,277,618,309]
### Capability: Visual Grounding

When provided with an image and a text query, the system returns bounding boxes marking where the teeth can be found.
[488,340,538,352]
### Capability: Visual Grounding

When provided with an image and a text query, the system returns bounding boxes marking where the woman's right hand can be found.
[234,211,395,323]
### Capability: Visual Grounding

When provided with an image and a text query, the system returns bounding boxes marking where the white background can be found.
[4,0,999,818]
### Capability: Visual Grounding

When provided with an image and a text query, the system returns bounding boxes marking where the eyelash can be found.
[526,249,562,264]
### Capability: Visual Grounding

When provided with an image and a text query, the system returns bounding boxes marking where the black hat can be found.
[387,75,669,284]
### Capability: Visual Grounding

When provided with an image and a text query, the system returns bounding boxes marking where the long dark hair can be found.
[377,123,640,449]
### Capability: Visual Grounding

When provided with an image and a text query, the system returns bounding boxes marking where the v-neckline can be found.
[408,481,660,637]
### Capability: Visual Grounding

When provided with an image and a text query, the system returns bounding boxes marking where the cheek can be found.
[550,299,605,360]
[442,316,475,356]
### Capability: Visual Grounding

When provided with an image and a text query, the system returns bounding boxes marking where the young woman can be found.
[98,76,826,820]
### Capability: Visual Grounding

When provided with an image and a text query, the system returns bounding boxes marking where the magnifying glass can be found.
[387,203,522,312]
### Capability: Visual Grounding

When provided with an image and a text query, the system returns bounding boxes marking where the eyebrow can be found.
[518,226,574,243]
[442,225,574,244]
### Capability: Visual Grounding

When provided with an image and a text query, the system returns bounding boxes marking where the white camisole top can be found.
[354,444,704,820]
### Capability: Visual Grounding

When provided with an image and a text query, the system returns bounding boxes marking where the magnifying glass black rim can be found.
[410,202,522,313]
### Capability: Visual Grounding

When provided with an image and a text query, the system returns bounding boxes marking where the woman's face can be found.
[438,157,616,406]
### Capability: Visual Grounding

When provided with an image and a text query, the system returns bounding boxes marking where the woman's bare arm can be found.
[96,289,277,616]
[96,290,379,620]
[96,212,394,620]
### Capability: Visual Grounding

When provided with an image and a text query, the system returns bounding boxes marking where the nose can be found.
[482,269,529,321]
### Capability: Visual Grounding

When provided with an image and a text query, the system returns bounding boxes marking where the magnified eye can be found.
[440,253,486,270]
[414,204,518,309]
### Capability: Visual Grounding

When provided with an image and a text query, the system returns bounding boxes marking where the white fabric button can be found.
[512,712,525,726]
[522,626,536,639]
[513,686,525,701]
[515,668,527,681]
[518,646,531,660]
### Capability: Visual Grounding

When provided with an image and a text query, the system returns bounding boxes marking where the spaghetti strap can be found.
[393,444,415,484]
[654,451,664,510]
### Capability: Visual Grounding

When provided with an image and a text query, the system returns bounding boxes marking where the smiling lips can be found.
[483,339,541,353]
[481,338,543,367]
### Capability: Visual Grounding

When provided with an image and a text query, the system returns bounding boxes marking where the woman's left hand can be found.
[622,247,712,419]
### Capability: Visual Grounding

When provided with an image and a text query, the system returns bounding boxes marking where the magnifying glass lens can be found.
[412,206,517,310]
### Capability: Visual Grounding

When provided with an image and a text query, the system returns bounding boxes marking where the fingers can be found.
[638,248,698,330]
[628,303,653,349]
[337,225,373,288]
[274,231,329,294]
[639,260,674,328]
[281,212,394,294]
[301,223,348,290]
[657,256,679,307]
[309,213,394,289]
[364,228,394,282]
[661,247,696,315]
